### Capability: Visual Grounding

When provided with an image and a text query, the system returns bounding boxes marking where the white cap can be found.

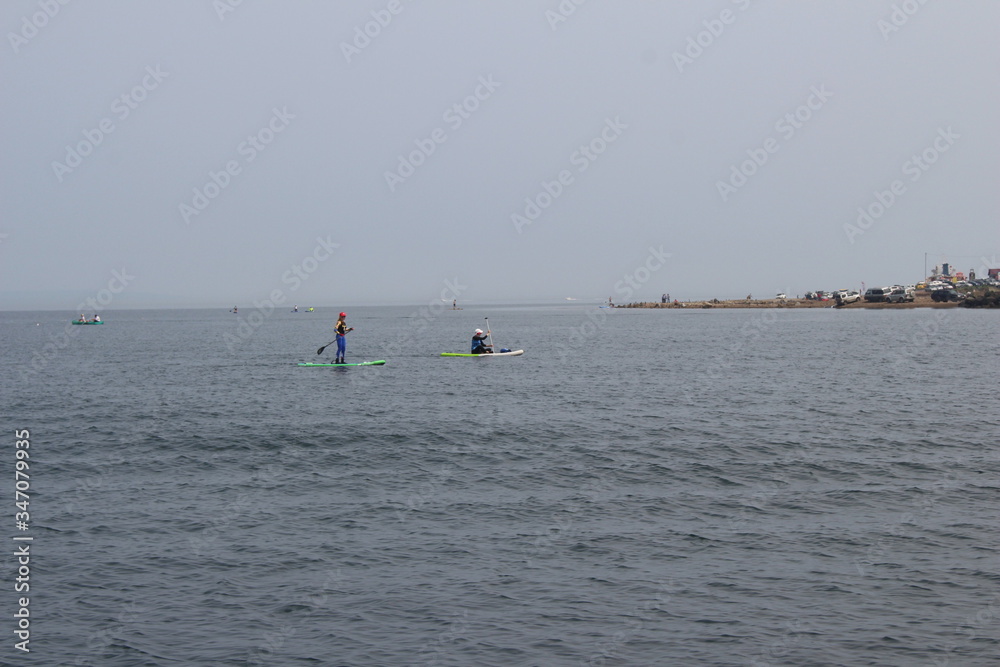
[475,328,483,334]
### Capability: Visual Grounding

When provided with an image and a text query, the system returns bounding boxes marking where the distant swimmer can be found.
[334,312,354,364]
[471,328,493,354]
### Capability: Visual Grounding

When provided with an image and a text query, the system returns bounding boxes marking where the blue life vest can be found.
[471,334,488,352]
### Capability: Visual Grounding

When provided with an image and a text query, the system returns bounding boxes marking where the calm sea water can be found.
[3,305,999,666]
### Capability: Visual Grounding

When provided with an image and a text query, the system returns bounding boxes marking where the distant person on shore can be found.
[746,294,752,301]
[334,312,354,364]
[471,328,493,354]
[661,293,667,304]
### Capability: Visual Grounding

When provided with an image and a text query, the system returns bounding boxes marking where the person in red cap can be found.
[334,312,354,364]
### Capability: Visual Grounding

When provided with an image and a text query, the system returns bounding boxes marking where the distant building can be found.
[990,268,1000,280]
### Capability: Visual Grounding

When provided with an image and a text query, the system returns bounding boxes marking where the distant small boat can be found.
[72,320,104,325]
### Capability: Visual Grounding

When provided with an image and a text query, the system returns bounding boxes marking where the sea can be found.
[3,304,999,666]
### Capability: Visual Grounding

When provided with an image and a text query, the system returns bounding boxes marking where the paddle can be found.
[485,317,496,352]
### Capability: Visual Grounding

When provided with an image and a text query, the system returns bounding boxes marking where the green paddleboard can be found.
[298,360,386,367]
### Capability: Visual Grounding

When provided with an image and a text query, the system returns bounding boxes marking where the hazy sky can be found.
[2,0,998,309]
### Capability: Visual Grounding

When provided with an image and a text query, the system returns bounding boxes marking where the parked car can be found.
[931,289,963,302]
[776,293,787,300]
[864,287,890,302]
[834,289,860,303]
[886,288,915,303]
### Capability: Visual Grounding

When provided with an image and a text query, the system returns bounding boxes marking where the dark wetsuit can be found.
[471,333,492,354]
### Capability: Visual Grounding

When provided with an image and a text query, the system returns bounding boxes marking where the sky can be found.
[2,0,998,310]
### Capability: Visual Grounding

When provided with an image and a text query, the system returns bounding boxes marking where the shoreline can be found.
[618,294,958,309]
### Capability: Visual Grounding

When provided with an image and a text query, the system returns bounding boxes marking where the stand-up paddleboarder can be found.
[334,312,354,364]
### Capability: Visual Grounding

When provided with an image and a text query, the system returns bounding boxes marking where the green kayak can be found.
[72,320,104,325]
